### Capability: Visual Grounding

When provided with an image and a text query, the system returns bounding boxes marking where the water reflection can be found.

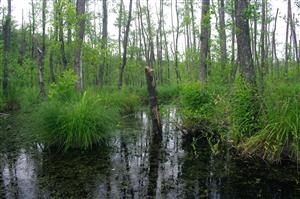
[0,108,300,198]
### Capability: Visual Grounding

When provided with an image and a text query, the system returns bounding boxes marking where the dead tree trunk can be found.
[145,67,162,135]
[33,36,46,97]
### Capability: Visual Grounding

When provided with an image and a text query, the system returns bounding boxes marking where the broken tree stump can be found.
[145,66,162,135]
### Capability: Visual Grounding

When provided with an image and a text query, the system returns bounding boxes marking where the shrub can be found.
[19,87,41,112]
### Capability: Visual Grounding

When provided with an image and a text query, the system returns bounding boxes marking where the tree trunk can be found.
[218,0,227,69]
[235,0,256,85]
[272,8,279,77]
[33,36,46,97]
[2,0,11,98]
[145,67,162,134]
[288,0,300,74]
[74,0,86,91]
[259,0,266,87]
[285,1,290,75]
[99,0,108,86]
[58,2,68,70]
[118,0,133,89]
[199,0,210,82]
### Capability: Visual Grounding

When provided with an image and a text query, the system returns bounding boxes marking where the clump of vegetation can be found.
[179,82,215,130]
[37,92,118,151]
[156,84,180,104]
[35,71,118,151]
[242,82,300,162]
[99,89,140,114]
[230,80,261,140]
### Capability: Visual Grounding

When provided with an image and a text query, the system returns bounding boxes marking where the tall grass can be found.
[37,91,118,151]
[242,82,300,162]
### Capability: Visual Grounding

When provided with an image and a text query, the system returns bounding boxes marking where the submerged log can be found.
[145,66,162,135]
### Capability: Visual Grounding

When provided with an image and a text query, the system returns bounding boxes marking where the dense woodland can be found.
[1,0,300,166]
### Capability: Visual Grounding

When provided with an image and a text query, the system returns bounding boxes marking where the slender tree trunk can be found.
[19,9,26,66]
[118,0,123,56]
[218,0,227,69]
[74,0,86,91]
[288,0,300,74]
[285,1,290,75]
[146,0,155,67]
[259,0,266,86]
[58,3,68,70]
[33,36,46,97]
[235,0,256,85]
[272,8,279,77]
[118,0,133,89]
[145,67,162,134]
[99,0,108,86]
[199,0,210,82]
[2,0,11,98]
[42,0,46,55]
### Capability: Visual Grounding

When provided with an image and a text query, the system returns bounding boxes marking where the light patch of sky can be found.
[0,0,299,58]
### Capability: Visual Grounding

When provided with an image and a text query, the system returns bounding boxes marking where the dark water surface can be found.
[0,108,300,199]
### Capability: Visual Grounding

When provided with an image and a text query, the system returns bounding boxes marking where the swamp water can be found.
[0,108,300,199]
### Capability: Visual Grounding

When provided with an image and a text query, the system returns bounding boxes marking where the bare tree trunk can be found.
[42,0,46,55]
[118,0,133,89]
[19,9,26,66]
[218,0,227,69]
[259,0,266,86]
[99,0,108,86]
[171,0,181,83]
[74,0,86,91]
[118,0,124,56]
[285,1,290,75]
[288,0,300,74]
[58,2,68,70]
[146,0,155,67]
[199,0,210,82]
[272,8,279,77]
[145,67,162,134]
[33,36,46,97]
[2,0,11,98]
[235,0,256,85]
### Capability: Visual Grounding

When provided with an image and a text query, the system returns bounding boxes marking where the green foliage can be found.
[19,87,40,112]
[156,84,180,104]
[98,89,140,114]
[230,80,261,140]
[179,82,215,129]
[36,91,118,151]
[242,81,300,162]
[48,70,78,101]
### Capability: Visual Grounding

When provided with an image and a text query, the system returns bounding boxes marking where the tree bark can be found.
[2,0,11,98]
[259,0,266,87]
[74,0,86,91]
[272,8,279,77]
[99,0,108,86]
[199,0,210,82]
[235,0,256,85]
[118,0,133,89]
[218,0,227,69]
[33,36,46,97]
[145,67,162,134]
